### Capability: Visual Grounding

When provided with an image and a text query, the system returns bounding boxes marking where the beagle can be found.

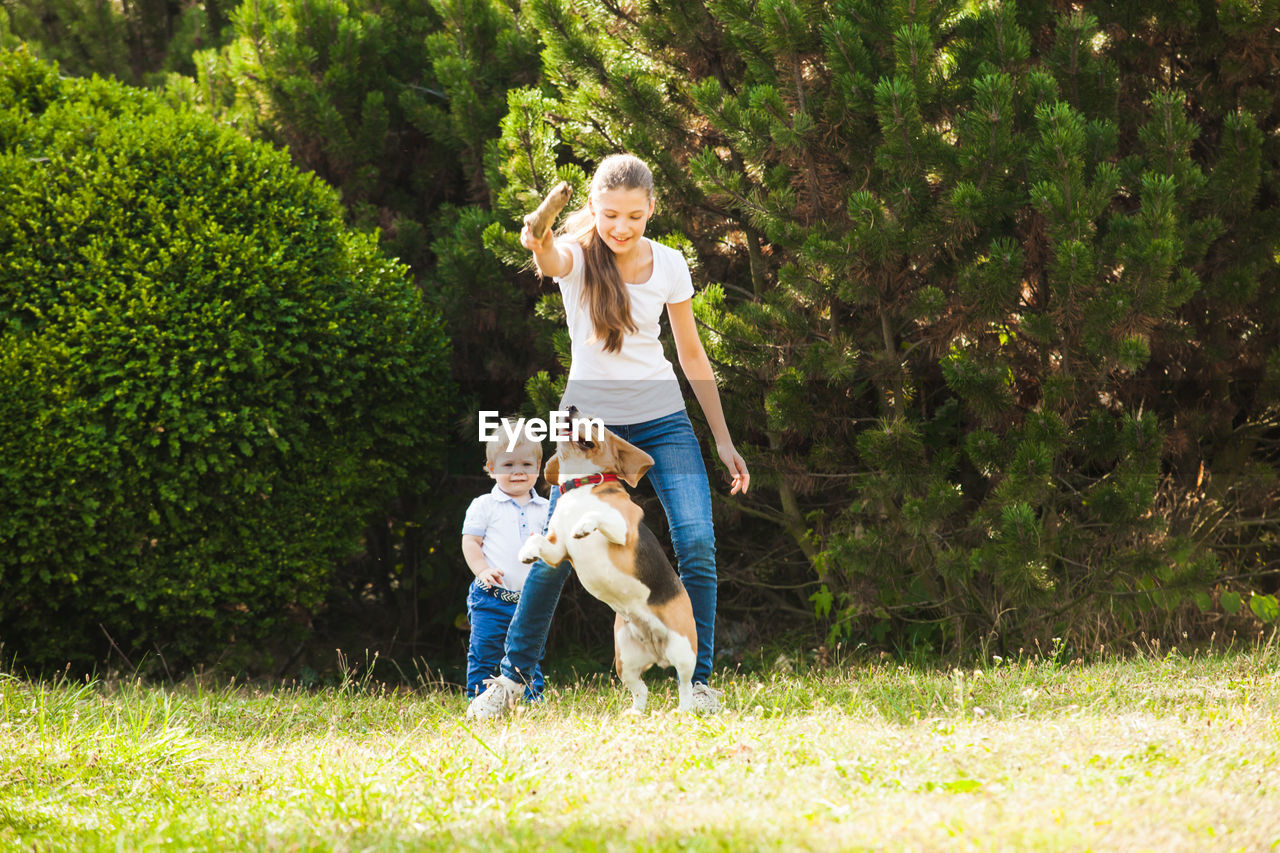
[517,409,698,712]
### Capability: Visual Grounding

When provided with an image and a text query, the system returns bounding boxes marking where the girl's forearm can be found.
[532,244,558,276]
[681,349,751,494]
[531,238,572,278]
[682,354,735,447]
[693,382,734,446]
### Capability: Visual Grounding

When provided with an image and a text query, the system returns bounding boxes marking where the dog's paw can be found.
[571,518,598,539]
[517,538,542,564]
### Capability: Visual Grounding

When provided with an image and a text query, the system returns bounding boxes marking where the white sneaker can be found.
[690,683,723,714]
[465,675,523,719]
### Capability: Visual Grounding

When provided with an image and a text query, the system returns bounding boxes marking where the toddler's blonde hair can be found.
[484,424,544,468]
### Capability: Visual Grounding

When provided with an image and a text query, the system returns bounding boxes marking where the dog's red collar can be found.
[558,473,619,495]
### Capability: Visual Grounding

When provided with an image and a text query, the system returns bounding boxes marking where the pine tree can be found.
[1,0,232,83]
[489,0,1278,648]
[178,0,555,408]
[1,0,132,79]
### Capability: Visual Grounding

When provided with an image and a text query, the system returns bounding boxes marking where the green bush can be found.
[0,48,452,671]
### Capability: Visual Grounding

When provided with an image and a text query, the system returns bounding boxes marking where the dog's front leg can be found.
[571,507,628,543]
[518,530,567,566]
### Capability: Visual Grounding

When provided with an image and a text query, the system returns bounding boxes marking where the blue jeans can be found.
[466,580,544,699]
[499,409,718,691]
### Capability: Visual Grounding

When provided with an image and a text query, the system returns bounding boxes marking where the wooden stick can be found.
[523,181,573,240]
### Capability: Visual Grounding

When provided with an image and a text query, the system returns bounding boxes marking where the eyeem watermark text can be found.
[478,411,605,452]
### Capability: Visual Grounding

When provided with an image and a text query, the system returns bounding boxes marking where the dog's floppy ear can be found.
[611,435,655,488]
[543,452,560,486]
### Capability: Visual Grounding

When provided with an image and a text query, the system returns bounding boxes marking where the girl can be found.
[466,154,749,717]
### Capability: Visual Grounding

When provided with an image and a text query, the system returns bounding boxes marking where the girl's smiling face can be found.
[591,186,655,255]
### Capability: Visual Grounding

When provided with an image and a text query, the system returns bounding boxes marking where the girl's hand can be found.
[520,223,555,255]
[716,442,750,495]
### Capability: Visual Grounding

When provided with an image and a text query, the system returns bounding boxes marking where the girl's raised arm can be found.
[520,224,574,279]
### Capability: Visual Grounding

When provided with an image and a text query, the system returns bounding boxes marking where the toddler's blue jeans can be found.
[498,409,718,692]
[466,580,544,699]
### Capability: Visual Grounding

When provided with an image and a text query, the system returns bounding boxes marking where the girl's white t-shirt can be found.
[555,238,694,425]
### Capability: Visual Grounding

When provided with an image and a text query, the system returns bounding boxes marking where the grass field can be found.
[2,641,1279,851]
